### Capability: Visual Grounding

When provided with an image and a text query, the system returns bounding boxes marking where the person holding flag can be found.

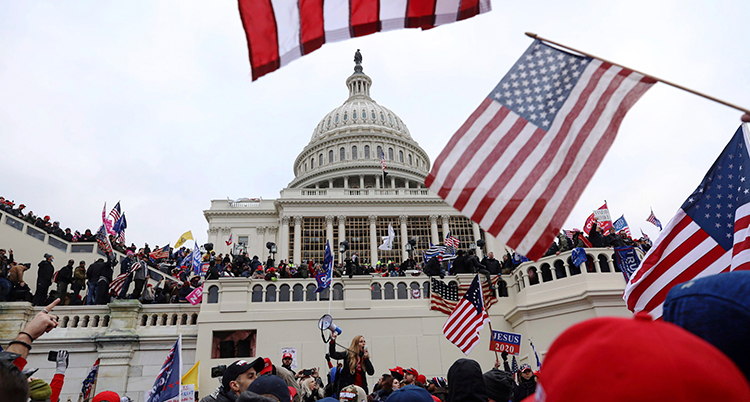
[315,241,333,293]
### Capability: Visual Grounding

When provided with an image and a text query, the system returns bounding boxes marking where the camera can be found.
[301,369,314,377]
[211,364,227,378]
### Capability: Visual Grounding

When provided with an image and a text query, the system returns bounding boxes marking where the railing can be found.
[202,275,511,306]
[512,248,634,292]
[277,188,433,199]
[1,210,100,254]
[302,190,328,196]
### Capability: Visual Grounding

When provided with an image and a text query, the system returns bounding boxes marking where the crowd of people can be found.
[4,267,750,402]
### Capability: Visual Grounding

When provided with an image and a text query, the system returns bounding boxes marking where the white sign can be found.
[181,384,195,402]
[281,347,297,370]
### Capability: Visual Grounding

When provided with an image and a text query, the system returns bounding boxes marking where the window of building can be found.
[319,154,323,166]
[449,216,480,248]
[343,112,348,121]
[302,217,326,263]
[352,146,358,160]
[399,150,404,163]
[377,146,383,159]
[212,330,257,359]
[408,216,431,264]
[376,216,401,263]
[388,148,394,160]
[352,110,357,120]
[364,145,370,159]
[310,157,314,169]
[340,147,346,161]
[329,150,334,163]
[408,154,412,165]
[345,217,370,263]
[238,236,248,246]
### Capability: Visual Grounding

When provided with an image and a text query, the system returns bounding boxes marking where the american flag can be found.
[613,214,632,237]
[149,245,170,260]
[442,275,490,354]
[624,125,750,319]
[445,232,460,249]
[95,224,113,257]
[109,201,121,226]
[238,0,491,81]
[424,243,457,262]
[110,262,139,294]
[646,209,663,231]
[511,355,519,383]
[381,150,387,171]
[146,335,182,402]
[425,40,654,261]
[81,358,100,399]
[430,276,498,314]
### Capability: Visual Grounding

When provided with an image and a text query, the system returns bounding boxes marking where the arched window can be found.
[208,286,219,303]
[352,146,358,160]
[397,283,408,299]
[388,148,394,160]
[279,284,290,302]
[408,154,412,165]
[371,283,382,300]
[265,284,277,302]
[364,145,370,159]
[377,146,383,159]
[252,285,263,302]
[319,154,323,166]
[333,283,344,300]
[293,284,304,301]
[399,150,404,163]
[306,284,318,301]
[423,281,430,298]
[340,147,346,161]
[384,283,395,299]
[310,157,314,169]
[329,150,334,163]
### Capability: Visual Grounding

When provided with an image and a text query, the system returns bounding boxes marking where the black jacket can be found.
[328,341,374,394]
[481,257,501,275]
[587,223,607,248]
[450,255,472,275]
[512,377,537,402]
[423,257,442,277]
[57,264,73,284]
[37,260,54,287]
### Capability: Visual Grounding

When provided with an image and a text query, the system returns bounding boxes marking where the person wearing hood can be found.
[446,358,487,402]
[483,368,514,402]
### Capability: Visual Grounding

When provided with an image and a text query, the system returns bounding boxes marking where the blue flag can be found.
[315,240,333,293]
[571,247,587,268]
[192,243,202,275]
[113,214,127,234]
[614,246,641,282]
[146,336,181,402]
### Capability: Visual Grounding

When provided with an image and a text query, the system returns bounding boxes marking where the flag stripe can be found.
[299,0,325,54]
[434,0,460,25]
[516,75,656,256]
[351,0,381,36]
[406,0,437,28]
[239,0,280,80]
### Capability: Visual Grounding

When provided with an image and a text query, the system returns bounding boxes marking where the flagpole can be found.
[525,32,750,116]
[481,275,500,362]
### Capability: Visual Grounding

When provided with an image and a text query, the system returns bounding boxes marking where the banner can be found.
[614,246,641,282]
[180,384,195,402]
[490,330,522,355]
[186,285,203,305]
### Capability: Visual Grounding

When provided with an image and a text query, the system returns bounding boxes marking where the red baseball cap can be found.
[417,374,427,384]
[524,313,750,402]
[283,352,292,359]
[260,357,274,375]
[404,367,419,377]
[389,366,404,381]
[92,391,120,402]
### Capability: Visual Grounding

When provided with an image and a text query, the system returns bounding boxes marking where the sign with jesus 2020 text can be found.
[490,330,522,355]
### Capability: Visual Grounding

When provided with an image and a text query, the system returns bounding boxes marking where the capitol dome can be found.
[289,53,430,190]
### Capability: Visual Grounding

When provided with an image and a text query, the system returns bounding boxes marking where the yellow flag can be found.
[182,361,199,386]
[175,230,193,248]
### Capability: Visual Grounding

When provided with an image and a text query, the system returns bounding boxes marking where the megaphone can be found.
[318,314,343,336]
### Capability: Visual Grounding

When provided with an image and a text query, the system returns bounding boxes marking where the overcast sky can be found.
[2,1,749,249]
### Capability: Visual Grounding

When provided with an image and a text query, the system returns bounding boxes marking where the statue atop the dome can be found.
[354,49,363,73]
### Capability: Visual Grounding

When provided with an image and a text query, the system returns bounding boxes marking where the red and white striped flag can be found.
[425,39,654,261]
[110,263,139,294]
[624,125,750,319]
[237,0,491,80]
[442,275,489,354]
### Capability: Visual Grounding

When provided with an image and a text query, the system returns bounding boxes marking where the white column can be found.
[375,175,381,189]
[472,222,482,253]
[325,215,334,253]
[429,215,439,245]
[280,216,290,261]
[390,176,396,189]
[293,216,302,265]
[369,215,378,265]
[359,175,364,189]
[400,215,409,261]
[344,177,349,188]
[337,215,346,265]
[328,179,333,188]
[441,214,451,241]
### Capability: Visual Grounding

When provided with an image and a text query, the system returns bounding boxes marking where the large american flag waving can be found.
[624,125,750,319]
[426,39,654,261]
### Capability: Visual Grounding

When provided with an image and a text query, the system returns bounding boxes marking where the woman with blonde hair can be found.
[329,333,375,396]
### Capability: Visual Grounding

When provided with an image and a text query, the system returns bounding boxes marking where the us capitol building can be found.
[0,55,631,402]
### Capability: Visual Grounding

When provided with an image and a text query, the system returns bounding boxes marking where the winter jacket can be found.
[512,377,537,402]
[37,260,54,287]
[56,264,73,284]
[329,341,374,394]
